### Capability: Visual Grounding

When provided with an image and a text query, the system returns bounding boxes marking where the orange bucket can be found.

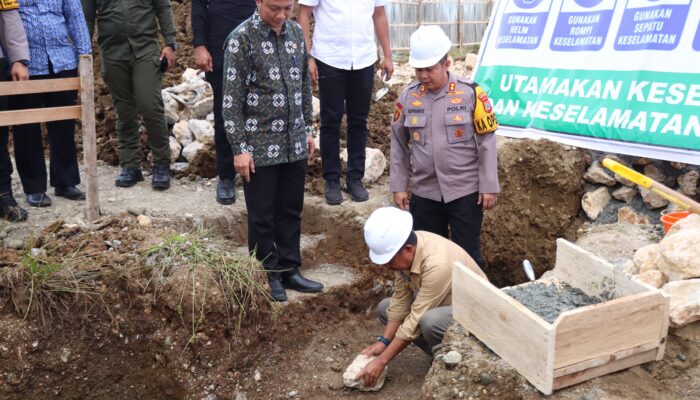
[660,210,691,234]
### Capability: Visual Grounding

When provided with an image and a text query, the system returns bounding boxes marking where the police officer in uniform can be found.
[0,3,30,221]
[390,25,499,267]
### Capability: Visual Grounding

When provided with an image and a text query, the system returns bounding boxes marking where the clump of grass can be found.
[1,243,106,328]
[144,230,271,345]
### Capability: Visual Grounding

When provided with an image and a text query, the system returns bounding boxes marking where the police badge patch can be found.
[393,102,403,122]
[472,85,499,135]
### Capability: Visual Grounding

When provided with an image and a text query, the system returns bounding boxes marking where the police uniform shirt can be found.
[0,6,30,64]
[390,72,500,203]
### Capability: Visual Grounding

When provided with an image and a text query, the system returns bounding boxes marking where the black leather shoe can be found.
[344,179,369,202]
[216,179,236,205]
[324,180,343,205]
[0,194,28,222]
[115,167,144,188]
[282,269,324,293]
[26,192,52,207]
[151,165,170,191]
[268,273,288,302]
[55,186,85,200]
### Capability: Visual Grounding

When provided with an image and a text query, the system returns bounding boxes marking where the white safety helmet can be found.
[364,207,413,265]
[409,25,452,68]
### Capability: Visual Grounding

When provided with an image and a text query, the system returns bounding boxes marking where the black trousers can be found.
[11,68,80,194]
[410,192,485,266]
[243,159,307,272]
[0,58,13,197]
[316,60,374,182]
[0,127,11,197]
[206,68,235,180]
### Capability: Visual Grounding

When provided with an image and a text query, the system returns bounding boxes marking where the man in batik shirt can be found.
[222,0,323,302]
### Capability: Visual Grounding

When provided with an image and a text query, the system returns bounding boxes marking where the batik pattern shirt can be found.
[17,0,92,76]
[222,11,313,167]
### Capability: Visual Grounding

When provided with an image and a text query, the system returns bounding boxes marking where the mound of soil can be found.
[0,207,430,399]
[482,138,585,287]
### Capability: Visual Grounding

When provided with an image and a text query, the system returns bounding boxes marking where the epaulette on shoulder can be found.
[463,80,481,96]
[407,80,421,89]
[0,0,19,10]
[401,80,421,97]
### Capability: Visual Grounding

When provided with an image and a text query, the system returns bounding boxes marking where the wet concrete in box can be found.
[503,282,603,324]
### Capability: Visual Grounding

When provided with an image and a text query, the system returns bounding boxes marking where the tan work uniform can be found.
[390,72,499,202]
[377,231,486,354]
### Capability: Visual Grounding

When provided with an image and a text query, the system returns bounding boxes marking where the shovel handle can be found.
[602,158,700,214]
[649,182,700,214]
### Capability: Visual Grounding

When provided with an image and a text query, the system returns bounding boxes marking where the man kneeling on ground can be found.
[355,207,487,386]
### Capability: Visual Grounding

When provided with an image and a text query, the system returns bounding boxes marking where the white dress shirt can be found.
[299,0,387,70]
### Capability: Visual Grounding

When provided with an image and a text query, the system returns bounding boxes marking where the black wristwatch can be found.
[377,335,391,346]
[167,42,178,51]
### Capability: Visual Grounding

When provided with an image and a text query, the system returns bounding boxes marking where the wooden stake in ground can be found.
[0,54,100,221]
[79,55,100,221]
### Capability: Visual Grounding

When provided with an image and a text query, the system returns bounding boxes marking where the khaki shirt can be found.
[390,72,500,203]
[386,231,486,341]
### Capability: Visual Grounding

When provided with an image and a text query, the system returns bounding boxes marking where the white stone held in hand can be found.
[343,354,387,392]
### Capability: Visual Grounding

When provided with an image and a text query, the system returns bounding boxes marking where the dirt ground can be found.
[1,160,695,399]
[423,322,700,400]
[4,2,697,398]
[0,171,431,399]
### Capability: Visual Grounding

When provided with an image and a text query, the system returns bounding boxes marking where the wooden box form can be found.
[453,239,669,395]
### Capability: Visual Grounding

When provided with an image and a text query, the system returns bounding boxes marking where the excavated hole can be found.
[0,206,431,399]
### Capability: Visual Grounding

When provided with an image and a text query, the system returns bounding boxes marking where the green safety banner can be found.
[474,0,700,163]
